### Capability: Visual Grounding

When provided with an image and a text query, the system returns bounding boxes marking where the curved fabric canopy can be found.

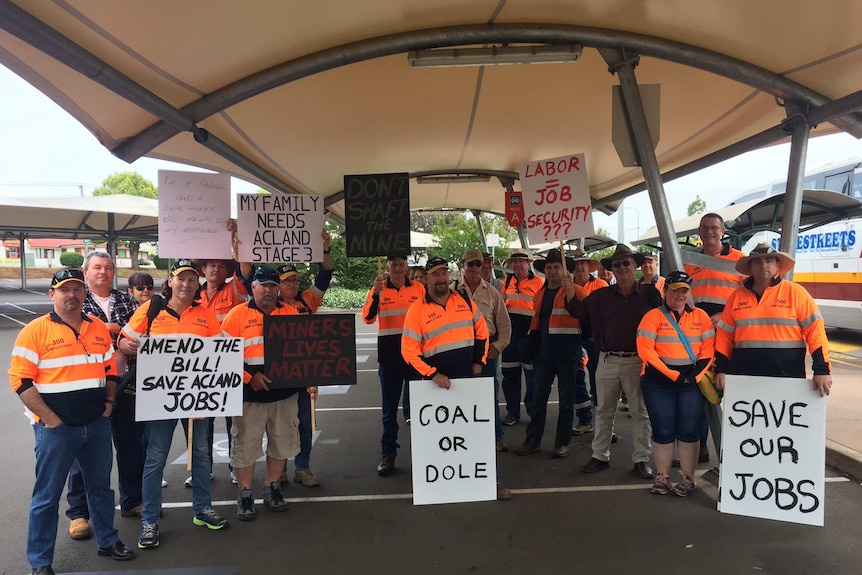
[1,0,860,225]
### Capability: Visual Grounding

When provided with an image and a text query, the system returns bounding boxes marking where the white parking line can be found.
[5,302,38,314]
[1,313,26,326]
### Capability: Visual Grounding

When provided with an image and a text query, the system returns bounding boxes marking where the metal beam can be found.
[472,209,489,253]
[779,103,811,280]
[19,232,26,289]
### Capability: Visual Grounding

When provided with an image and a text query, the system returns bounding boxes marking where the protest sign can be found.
[719,375,826,527]
[236,192,324,263]
[136,336,244,422]
[410,378,497,505]
[157,170,232,259]
[263,314,357,388]
[344,173,411,257]
[518,154,594,245]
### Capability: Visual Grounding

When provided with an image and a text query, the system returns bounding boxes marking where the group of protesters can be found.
[9,212,832,574]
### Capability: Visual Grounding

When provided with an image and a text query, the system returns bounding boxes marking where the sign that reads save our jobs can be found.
[263,314,357,388]
[157,170,233,259]
[343,173,411,257]
[410,378,497,505]
[236,193,324,263]
[719,375,827,527]
[518,153,594,245]
[135,336,244,422]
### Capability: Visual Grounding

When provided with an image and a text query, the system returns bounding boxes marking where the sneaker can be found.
[184,475,192,488]
[514,441,541,456]
[263,482,290,512]
[193,508,230,530]
[552,445,569,458]
[495,440,509,452]
[294,469,321,487]
[236,489,256,521]
[496,483,512,501]
[161,478,168,488]
[137,521,159,549]
[672,475,696,497]
[230,470,237,485]
[502,415,520,426]
[69,518,91,540]
[31,567,55,575]
[651,474,671,495]
[572,424,594,436]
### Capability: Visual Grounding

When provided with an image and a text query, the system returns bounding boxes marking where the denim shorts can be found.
[640,374,704,444]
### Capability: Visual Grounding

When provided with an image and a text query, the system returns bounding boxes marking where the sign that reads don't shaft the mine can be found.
[344,173,411,258]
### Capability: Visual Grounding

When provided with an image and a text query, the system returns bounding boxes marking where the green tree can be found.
[687,195,708,217]
[60,251,84,268]
[326,221,379,290]
[429,212,516,267]
[93,172,158,268]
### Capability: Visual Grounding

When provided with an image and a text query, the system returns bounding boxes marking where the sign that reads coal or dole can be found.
[410,378,497,505]
[263,314,357,388]
[518,153,594,245]
[236,193,324,263]
[135,336,244,422]
[344,173,411,257]
[157,170,232,259]
[719,375,826,527]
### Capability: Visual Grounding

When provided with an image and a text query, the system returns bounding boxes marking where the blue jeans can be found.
[142,418,212,523]
[500,334,534,420]
[640,376,705,444]
[583,338,600,405]
[29,417,118,569]
[525,355,583,448]
[401,381,411,420]
[294,390,312,471]
[480,356,504,441]
[379,361,414,456]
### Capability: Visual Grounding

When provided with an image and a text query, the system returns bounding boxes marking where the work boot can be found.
[69,518,91,540]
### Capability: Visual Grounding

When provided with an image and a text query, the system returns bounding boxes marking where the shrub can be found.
[151,256,169,270]
[322,287,368,309]
[59,252,84,268]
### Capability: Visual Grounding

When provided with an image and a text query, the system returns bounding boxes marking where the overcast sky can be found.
[2,63,861,242]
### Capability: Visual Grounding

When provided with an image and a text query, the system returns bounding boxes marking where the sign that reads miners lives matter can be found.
[135,336,244,422]
[410,377,497,505]
[236,193,324,263]
[344,173,411,257]
[518,153,594,245]
[719,375,827,527]
[263,314,357,388]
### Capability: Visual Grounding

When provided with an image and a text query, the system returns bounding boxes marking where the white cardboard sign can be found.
[236,193,324,263]
[157,170,232,259]
[719,375,826,527]
[135,336,245,422]
[409,377,497,505]
[518,153,594,245]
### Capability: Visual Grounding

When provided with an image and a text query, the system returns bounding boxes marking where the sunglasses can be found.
[465,261,483,268]
[52,268,85,285]
[133,284,154,292]
[612,260,633,269]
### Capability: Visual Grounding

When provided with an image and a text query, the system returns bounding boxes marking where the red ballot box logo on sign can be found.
[505,191,524,227]
[518,153,595,245]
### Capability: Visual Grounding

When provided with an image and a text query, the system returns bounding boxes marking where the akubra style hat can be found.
[534,248,577,274]
[503,248,534,265]
[570,248,601,273]
[600,244,645,271]
[735,243,795,276]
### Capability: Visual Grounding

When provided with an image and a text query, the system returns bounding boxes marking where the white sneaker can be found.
[184,475,192,488]
[161,478,168,488]
[230,470,237,484]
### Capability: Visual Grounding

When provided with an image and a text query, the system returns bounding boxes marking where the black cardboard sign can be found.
[344,172,411,257]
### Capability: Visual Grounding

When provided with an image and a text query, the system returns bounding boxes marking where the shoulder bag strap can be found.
[659,307,696,362]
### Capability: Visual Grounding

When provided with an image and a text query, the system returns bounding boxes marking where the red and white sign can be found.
[505,191,524,228]
[518,153,594,245]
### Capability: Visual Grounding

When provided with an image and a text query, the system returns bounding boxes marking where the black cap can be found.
[665,270,693,290]
[170,258,199,276]
[425,257,448,274]
[276,264,299,280]
[51,268,85,288]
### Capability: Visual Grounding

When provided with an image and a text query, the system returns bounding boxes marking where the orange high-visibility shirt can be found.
[637,306,715,383]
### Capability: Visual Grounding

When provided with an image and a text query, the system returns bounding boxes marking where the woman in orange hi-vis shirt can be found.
[637,271,715,498]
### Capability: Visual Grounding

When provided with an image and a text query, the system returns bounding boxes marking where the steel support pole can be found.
[107,213,119,290]
[472,209,488,253]
[778,103,811,280]
[19,232,26,290]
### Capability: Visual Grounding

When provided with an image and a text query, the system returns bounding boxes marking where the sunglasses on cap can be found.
[51,268,85,288]
[612,260,633,269]
[133,284,155,292]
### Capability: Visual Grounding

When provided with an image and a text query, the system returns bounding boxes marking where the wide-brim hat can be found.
[600,244,645,271]
[194,258,234,277]
[735,243,795,276]
[504,248,534,265]
[570,247,601,273]
[534,248,577,273]
[461,249,484,264]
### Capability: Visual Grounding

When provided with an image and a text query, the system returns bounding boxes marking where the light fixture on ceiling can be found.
[415,174,492,184]
[408,45,583,68]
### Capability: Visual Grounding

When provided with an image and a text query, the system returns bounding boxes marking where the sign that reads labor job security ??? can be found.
[344,172,411,258]
[518,153,594,245]
[719,375,827,527]
[410,377,497,505]
[236,193,324,263]
[263,314,357,388]
[157,170,233,259]
[135,336,244,422]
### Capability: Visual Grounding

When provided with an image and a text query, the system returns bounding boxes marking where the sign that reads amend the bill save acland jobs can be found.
[343,173,411,258]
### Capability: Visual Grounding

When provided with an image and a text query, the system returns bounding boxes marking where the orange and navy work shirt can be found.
[503,272,544,336]
[362,278,425,363]
[9,312,117,426]
[198,279,249,322]
[121,299,223,340]
[684,244,745,316]
[578,275,608,296]
[221,299,298,402]
[715,277,831,378]
[637,305,715,385]
[402,290,489,380]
